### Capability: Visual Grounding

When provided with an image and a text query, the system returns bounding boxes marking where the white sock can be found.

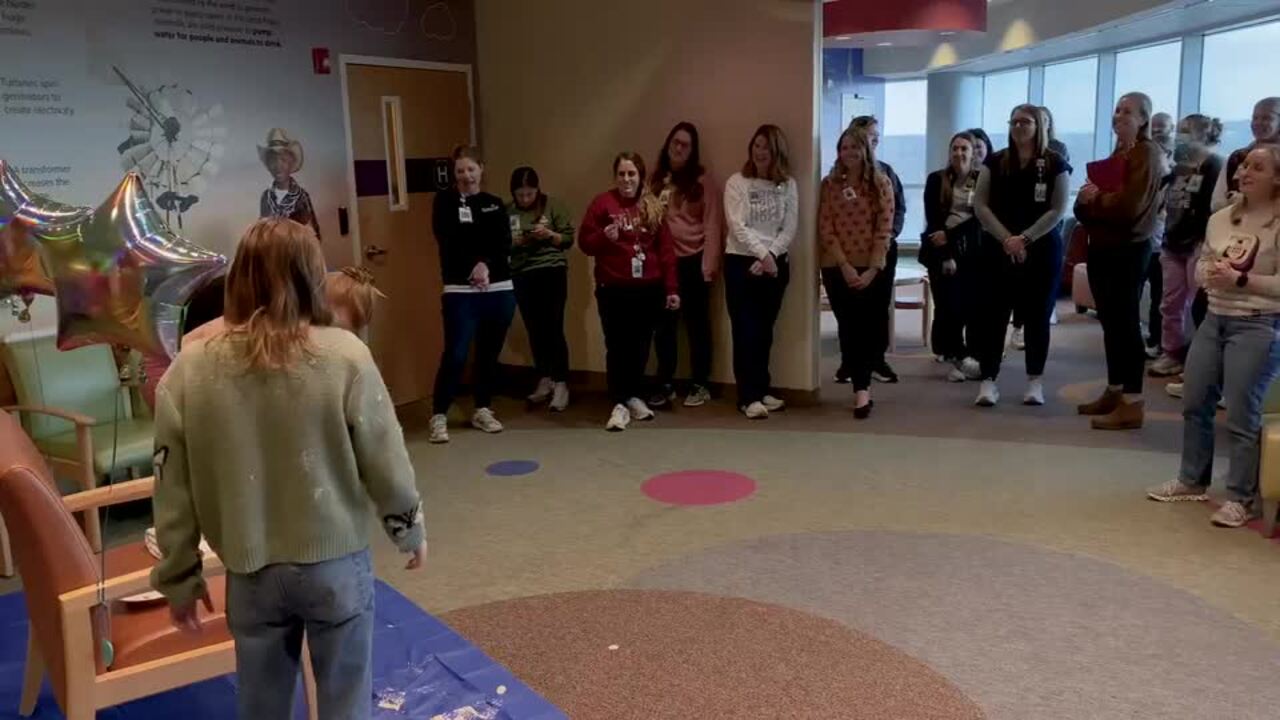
[1108,384,1123,392]
[1123,393,1143,403]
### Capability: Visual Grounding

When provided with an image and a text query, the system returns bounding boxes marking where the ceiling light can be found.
[835,34,852,40]
[876,41,893,46]
[940,31,956,36]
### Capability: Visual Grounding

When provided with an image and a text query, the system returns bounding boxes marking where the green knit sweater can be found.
[150,326,424,606]
[508,196,575,274]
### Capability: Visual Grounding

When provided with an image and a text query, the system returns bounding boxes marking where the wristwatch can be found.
[1236,271,1249,288]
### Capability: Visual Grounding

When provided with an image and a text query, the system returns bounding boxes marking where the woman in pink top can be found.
[649,122,723,409]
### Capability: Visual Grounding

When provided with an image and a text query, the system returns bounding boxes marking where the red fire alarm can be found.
[312,48,331,75]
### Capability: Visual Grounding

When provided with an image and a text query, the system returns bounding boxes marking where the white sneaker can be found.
[1148,355,1183,377]
[762,394,786,412]
[606,404,631,431]
[1023,378,1045,406]
[549,382,570,412]
[742,401,769,419]
[625,397,655,421]
[471,408,504,434]
[1050,308,1059,325]
[1012,327,1025,350]
[527,377,553,404]
[428,414,450,444]
[960,357,982,380]
[1165,382,1183,399]
[683,384,711,408]
[975,380,999,407]
[946,366,967,383]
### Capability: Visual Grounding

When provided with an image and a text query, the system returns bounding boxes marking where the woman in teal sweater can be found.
[151,217,427,720]
[509,166,576,411]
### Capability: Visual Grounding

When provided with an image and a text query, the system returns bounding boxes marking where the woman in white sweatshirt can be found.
[1147,144,1280,529]
[723,124,798,419]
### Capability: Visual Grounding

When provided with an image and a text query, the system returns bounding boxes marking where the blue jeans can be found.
[432,290,516,415]
[1180,313,1280,504]
[226,549,375,720]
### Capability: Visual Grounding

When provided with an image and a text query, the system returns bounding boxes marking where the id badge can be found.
[965,189,975,207]
[1186,174,1204,193]
[1034,183,1047,203]
[842,186,856,201]
[631,255,645,278]
[459,206,473,224]
[509,215,521,234]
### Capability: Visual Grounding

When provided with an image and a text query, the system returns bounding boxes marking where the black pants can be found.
[1088,240,1152,394]
[870,239,898,368]
[724,253,790,406]
[655,252,712,388]
[596,284,664,405]
[974,234,1064,380]
[1192,288,1208,328]
[432,291,516,415]
[1145,249,1163,350]
[513,266,570,382]
[822,267,890,392]
[924,256,973,362]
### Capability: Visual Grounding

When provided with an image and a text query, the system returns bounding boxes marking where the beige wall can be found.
[477,0,821,393]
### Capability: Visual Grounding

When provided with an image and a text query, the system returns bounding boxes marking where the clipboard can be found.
[1086,156,1126,193]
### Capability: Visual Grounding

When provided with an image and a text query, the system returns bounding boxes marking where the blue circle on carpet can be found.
[486,460,540,477]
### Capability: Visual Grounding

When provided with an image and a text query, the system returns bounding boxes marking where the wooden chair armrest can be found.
[60,554,227,612]
[3,404,96,427]
[62,476,155,513]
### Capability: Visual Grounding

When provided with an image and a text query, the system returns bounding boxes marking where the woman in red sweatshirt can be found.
[580,152,680,432]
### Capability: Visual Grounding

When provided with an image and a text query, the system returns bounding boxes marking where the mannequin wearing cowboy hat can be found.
[259,128,322,240]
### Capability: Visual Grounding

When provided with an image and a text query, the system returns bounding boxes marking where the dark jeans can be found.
[513,267,570,382]
[923,256,974,362]
[822,266,890,392]
[973,233,1064,380]
[432,290,516,415]
[655,252,713,388]
[1146,249,1163,349]
[597,284,664,405]
[227,550,374,720]
[1088,240,1153,394]
[724,253,790,406]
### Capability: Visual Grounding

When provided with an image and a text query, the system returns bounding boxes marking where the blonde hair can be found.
[1117,92,1154,141]
[829,127,886,230]
[223,218,332,370]
[1230,143,1280,228]
[326,266,385,332]
[612,152,665,231]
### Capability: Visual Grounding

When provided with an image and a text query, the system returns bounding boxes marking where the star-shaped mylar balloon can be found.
[33,171,226,358]
[0,158,86,300]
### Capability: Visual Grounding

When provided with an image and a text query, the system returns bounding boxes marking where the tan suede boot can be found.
[1077,388,1123,416]
[1091,399,1145,430]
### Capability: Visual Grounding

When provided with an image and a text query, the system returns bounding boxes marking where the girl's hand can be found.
[531,224,554,240]
[1077,184,1100,204]
[470,262,490,290]
[840,263,859,288]
[929,230,947,247]
[604,223,620,241]
[943,259,957,276]
[759,253,779,277]
[666,294,681,311]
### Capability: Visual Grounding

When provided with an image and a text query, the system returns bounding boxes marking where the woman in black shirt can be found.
[973,104,1072,408]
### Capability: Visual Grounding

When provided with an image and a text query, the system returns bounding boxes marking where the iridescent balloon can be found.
[0,158,85,299]
[34,172,226,358]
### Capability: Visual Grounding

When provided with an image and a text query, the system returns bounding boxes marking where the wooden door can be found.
[344,63,473,405]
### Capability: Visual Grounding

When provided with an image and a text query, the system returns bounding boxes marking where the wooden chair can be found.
[890,268,931,353]
[0,409,317,719]
[1,329,156,554]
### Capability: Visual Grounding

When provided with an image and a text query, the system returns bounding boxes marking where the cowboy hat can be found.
[258,128,304,172]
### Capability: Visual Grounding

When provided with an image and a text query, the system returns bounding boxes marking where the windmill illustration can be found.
[113,66,226,229]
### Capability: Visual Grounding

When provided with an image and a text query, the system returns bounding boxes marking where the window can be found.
[879,79,927,240]
[1201,20,1280,154]
[982,68,1030,152]
[1113,41,1182,122]
[1042,57,1098,191]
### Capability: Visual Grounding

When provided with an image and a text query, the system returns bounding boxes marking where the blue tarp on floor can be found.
[0,583,564,720]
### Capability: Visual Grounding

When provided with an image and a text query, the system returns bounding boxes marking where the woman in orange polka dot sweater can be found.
[819,126,896,419]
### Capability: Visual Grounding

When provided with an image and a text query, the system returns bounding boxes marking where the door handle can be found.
[365,245,388,260]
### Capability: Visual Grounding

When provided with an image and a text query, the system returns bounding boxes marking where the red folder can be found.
[1086,156,1126,193]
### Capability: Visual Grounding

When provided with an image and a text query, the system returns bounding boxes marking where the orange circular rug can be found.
[442,589,983,719]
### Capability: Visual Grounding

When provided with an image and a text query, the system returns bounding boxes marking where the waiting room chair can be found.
[0,410,318,720]
[1,329,155,553]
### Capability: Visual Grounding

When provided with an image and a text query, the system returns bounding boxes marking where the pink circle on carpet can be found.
[642,470,756,506]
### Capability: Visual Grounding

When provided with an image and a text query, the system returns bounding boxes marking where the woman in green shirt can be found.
[509,166,576,410]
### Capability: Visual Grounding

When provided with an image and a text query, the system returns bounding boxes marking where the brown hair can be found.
[1117,92,1154,142]
[939,132,977,212]
[742,124,792,183]
[829,127,886,231]
[223,218,332,370]
[1181,113,1224,146]
[1002,104,1050,175]
[326,266,385,332]
[452,145,483,165]
[613,152,665,231]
